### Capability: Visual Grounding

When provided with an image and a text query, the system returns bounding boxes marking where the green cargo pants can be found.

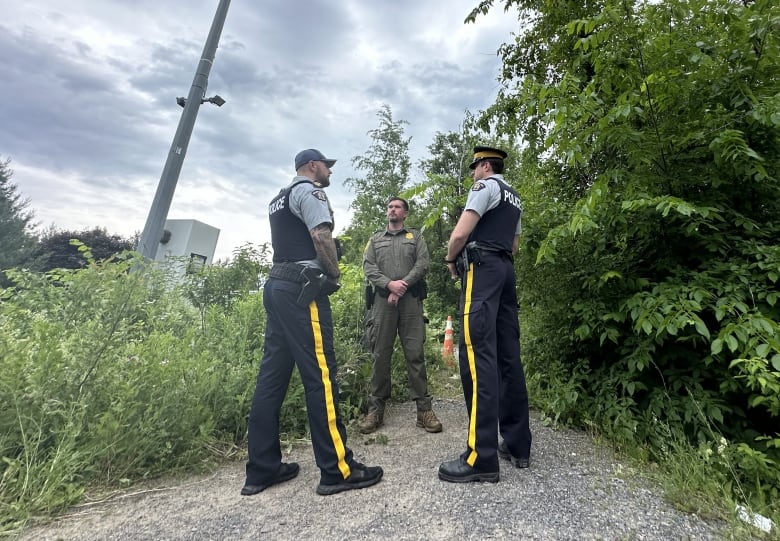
[366,291,432,412]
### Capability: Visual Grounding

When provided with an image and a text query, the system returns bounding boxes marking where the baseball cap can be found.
[295,149,337,170]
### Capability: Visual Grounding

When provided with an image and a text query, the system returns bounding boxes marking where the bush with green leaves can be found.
[478,0,780,512]
[181,243,271,331]
[0,246,260,532]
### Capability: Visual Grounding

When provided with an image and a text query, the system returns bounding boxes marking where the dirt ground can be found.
[16,398,724,541]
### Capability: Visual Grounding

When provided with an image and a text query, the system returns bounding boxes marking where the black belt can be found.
[467,241,511,258]
[461,242,513,268]
[269,262,305,283]
[467,241,506,253]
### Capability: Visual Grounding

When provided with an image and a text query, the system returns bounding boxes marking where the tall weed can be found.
[0,251,258,532]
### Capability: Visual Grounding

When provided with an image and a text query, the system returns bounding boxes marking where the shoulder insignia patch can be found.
[311,189,328,201]
[471,181,486,192]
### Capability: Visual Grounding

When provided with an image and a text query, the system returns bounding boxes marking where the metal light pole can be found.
[136,0,231,260]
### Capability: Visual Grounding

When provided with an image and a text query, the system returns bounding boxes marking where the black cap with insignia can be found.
[468,145,508,170]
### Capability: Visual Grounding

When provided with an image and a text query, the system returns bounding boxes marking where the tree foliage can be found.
[0,158,37,285]
[182,243,270,331]
[409,130,475,316]
[409,125,506,316]
[477,0,780,507]
[341,104,412,263]
[31,226,135,271]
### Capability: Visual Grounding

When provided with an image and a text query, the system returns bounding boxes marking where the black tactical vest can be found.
[269,181,317,262]
[468,177,522,254]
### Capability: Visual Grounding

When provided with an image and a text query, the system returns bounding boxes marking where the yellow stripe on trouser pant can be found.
[463,262,480,467]
[309,300,351,479]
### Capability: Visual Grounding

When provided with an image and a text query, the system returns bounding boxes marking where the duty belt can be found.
[269,263,341,306]
[269,262,306,283]
[466,241,512,259]
[467,241,509,254]
[457,242,512,272]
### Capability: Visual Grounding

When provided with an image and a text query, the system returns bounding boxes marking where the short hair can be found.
[484,158,505,174]
[387,197,409,211]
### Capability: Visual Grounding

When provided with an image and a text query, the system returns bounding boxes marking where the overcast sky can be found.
[1,1,520,261]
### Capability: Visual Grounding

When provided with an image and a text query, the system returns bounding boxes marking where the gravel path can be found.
[18,398,725,540]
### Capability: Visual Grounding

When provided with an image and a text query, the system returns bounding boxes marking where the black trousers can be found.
[245,277,355,485]
[458,251,532,470]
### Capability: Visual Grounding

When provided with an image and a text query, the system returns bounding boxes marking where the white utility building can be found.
[154,219,220,279]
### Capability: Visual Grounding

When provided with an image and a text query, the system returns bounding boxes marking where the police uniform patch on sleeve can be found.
[311,189,328,201]
[471,181,486,192]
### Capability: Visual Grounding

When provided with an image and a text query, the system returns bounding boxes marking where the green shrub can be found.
[0,250,262,532]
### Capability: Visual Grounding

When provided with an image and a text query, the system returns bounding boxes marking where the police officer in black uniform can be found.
[438,145,532,483]
[242,149,383,496]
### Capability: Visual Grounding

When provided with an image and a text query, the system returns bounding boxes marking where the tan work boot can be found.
[416,409,443,433]
[358,410,384,434]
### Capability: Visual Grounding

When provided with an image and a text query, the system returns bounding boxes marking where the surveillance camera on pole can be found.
[136,0,231,262]
[176,94,226,108]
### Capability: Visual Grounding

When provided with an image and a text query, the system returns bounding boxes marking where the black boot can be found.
[438,455,499,483]
[498,440,530,469]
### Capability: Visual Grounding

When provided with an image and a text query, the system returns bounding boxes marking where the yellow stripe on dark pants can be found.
[463,262,480,467]
[309,300,351,478]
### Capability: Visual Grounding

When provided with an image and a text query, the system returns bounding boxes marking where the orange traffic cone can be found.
[442,315,455,367]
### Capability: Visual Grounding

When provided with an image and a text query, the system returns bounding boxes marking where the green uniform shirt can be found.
[363,227,429,291]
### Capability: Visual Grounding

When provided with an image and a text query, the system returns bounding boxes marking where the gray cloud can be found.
[1,1,520,259]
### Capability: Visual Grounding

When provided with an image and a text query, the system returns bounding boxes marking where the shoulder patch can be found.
[471,181,487,192]
[311,189,328,201]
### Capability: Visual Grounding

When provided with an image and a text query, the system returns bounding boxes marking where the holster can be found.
[365,281,375,311]
[455,248,469,276]
[408,279,427,300]
[296,266,340,306]
[454,242,484,276]
[465,241,483,266]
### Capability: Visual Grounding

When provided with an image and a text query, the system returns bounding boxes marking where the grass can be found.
[576,417,779,540]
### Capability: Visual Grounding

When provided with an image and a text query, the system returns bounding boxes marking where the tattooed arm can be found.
[311,223,340,279]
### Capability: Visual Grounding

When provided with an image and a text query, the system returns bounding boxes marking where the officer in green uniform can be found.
[359,197,443,434]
